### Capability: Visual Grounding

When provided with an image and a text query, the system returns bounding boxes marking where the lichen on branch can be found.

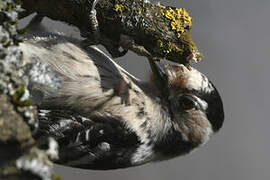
[21,0,202,64]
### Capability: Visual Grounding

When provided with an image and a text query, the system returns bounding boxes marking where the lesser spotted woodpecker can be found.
[19,25,224,170]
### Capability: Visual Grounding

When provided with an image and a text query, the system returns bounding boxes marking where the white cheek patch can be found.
[193,96,208,111]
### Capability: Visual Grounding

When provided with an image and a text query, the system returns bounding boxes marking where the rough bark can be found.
[0,1,59,180]
[21,0,202,64]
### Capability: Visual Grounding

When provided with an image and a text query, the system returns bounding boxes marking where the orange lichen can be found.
[162,7,193,38]
[158,4,166,9]
[114,4,124,13]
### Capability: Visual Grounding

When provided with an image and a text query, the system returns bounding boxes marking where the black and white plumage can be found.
[19,28,224,170]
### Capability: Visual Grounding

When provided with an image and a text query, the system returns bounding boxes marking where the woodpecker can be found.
[19,26,224,170]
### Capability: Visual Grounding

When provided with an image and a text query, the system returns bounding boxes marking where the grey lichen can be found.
[0,1,59,180]
[16,138,59,180]
[0,0,37,130]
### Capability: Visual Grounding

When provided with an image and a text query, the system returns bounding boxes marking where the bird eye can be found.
[178,96,196,111]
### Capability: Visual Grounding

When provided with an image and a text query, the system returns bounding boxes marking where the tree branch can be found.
[21,0,202,64]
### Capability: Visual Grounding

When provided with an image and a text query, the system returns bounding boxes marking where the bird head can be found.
[149,61,224,157]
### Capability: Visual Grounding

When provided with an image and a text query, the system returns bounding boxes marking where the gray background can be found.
[20,0,270,179]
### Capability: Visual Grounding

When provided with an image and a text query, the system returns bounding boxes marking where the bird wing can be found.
[21,35,138,110]
[36,109,139,169]
[20,35,146,169]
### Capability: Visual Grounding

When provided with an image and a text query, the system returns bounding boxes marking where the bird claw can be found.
[84,0,101,42]
[88,9,100,37]
[120,34,152,58]
[83,0,129,58]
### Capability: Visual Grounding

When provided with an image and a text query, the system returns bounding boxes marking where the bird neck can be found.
[137,81,199,159]
[135,80,172,143]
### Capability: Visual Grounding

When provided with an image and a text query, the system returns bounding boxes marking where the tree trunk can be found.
[0,1,59,180]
